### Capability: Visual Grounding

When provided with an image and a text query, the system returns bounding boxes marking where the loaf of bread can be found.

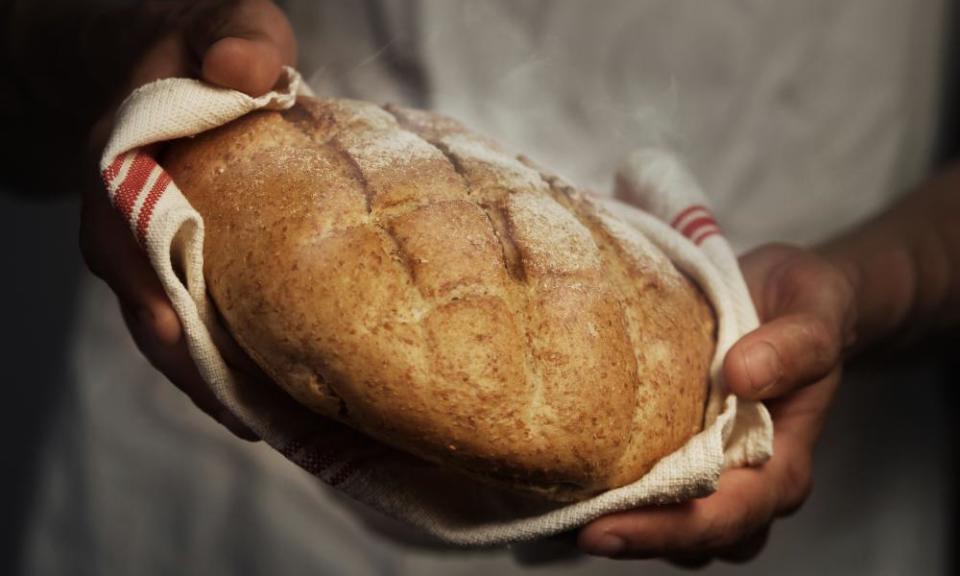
[161,96,716,501]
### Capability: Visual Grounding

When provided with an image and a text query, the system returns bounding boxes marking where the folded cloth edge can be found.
[97,68,774,547]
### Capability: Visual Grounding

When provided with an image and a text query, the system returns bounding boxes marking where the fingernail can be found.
[743,341,782,392]
[590,533,626,557]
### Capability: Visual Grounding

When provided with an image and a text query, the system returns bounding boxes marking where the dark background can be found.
[0,193,81,575]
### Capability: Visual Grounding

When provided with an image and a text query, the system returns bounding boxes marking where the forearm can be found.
[819,162,960,350]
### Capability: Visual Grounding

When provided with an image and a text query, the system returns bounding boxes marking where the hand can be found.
[79,0,296,440]
[578,243,857,565]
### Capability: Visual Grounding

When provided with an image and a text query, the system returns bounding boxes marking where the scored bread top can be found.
[161,97,716,501]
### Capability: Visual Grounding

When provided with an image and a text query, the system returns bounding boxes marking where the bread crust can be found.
[161,97,716,501]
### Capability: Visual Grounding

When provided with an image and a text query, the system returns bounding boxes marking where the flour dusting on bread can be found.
[162,96,716,502]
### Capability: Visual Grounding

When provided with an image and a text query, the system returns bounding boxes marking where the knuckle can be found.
[776,250,845,300]
[777,250,822,287]
[821,263,858,316]
[768,252,821,310]
[771,321,837,383]
[827,266,859,340]
[825,265,855,300]
[799,316,839,360]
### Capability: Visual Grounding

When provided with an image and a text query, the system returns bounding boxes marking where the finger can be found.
[120,303,259,441]
[80,175,182,346]
[187,0,296,96]
[766,368,842,452]
[202,37,285,96]
[739,244,857,336]
[578,433,811,559]
[126,31,193,91]
[726,247,856,400]
[724,313,840,400]
[577,467,776,559]
[81,180,258,441]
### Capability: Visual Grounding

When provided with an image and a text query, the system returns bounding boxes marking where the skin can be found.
[78,0,297,440]
[578,243,851,563]
[578,167,960,562]
[5,0,957,564]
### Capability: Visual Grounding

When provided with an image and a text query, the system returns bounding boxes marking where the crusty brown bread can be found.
[161,96,716,501]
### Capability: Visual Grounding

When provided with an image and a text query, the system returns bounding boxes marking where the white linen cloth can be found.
[95,66,771,546]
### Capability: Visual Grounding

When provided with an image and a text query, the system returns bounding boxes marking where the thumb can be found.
[724,313,841,400]
[186,0,297,96]
[724,247,857,400]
